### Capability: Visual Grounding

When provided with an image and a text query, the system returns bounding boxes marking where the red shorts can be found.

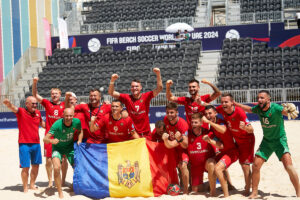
[191,165,205,186]
[44,142,52,158]
[215,148,239,168]
[236,136,255,164]
[175,148,189,165]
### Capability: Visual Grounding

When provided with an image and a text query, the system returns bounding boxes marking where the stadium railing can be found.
[2,88,300,112]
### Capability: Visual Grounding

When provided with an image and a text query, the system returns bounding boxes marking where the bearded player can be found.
[108,68,162,138]
[90,100,140,143]
[216,93,255,196]
[161,102,189,194]
[204,105,239,197]
[234,90,300,198]
[32,77,68,187]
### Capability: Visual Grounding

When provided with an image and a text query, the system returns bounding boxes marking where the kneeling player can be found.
[188,113,223,195]
[162,102,189,194]
[44,108,83,199]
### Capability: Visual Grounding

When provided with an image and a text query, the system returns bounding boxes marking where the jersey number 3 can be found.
[196,142,202,150]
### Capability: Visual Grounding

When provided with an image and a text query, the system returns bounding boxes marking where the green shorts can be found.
[256,136,290,161]
[52,148,74,166]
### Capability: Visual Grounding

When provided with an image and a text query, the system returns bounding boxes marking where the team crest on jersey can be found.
[100,110,103,113]
[60,106,63,109]
[114,126,118,132]
[117,161,141,188]
[269,113,272,117]
[36,113,39,117]
[120,123,123,126]
[109,121,112,124]
[140,100,143,103]
[232,118,235,121]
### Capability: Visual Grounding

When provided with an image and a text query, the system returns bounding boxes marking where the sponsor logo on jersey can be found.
[121,123,123,126]
[269,113,272,117]
[100,110,103,113]
[117,161,141,188]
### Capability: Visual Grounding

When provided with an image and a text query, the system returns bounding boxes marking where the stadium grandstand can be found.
[0,0,300,113]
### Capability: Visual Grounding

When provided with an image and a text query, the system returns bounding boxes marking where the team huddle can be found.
[2,67,300,199]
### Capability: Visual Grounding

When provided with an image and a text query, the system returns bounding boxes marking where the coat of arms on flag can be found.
[117,160,141,188]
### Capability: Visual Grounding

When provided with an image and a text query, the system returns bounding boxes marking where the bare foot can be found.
[209,191,217,197]
[29,185,38,190]
[58,191,64,199]
[248,191,258,199]
[23,187,28,193]
[48,181,53,187]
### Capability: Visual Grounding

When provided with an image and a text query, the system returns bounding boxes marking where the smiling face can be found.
[51,89,61,104]
[166,108,178,122]
[204,108,217,122]
[63,108,74,125]
[257,92,270,110]
[25,96,38,113]
[191,118,202,131]
[188,82,199,96]
[89,91,101,107]
[111,101,122,115]
[131,81,142,97]
[221,96,234,114]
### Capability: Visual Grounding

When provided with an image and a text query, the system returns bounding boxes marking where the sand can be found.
[0,121,300,200]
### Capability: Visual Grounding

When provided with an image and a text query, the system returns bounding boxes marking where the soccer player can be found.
[90,100,139,143]
[216,93,255,196]
[204,105,239,197]
[66,89,111,143]
[161,102,189,194]
[3,97,45,193]
[108,67,163,137]
[234,90,300,198]
[166,79,221,128]
[32,77,68,187]
[147,120,166,142]
[188,113,223,195]
[44,108,83,199]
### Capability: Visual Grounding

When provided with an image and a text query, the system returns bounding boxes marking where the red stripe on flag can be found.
[146,140,178,196]
[279,35,300,48]
[252,37,270,42]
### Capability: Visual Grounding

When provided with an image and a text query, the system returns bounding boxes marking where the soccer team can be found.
[2,67,300,199]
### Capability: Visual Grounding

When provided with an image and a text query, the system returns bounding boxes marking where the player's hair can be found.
[205,105,217,111]
[191,112,203,120]
[166,102,178,111]
[89,88,101,96]
[188,79,199,85]
[155,120,165,129]
[131,79,141,84]
[221,93,234,101]
[111,99,123,107]
[258,90,271,97]
[51,88,61,94]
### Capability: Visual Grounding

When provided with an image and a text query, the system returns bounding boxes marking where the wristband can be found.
[176,138,183,143]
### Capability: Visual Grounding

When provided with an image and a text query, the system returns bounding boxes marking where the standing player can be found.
[234,90,300,198]
[90,100,140,143]
[161,102,189,194]
[204,105,239,197]
[66,89,111,143]
[166,79,221,128]
[216,93,255,195]
[188,113,223,195]
[32,77,68,187]
[108,68,163,137]
[3,97,45,193]
[44,108,83,199]
[147,120,166,142]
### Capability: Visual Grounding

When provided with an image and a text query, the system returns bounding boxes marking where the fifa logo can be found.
[117,161,141,188]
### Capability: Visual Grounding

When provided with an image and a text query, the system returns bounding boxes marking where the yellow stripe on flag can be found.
[107,138,154,197]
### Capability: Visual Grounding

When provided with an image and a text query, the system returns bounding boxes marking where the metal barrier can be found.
[1,88,300,112]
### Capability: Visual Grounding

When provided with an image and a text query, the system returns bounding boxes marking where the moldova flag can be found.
[73,138,178,199]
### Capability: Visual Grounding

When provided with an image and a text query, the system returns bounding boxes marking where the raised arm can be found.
[89,116,99,132]
[239,122,254,134]
[32,77,43,103]
[64,92,73,109]
[203,135,224,149]
[201,79,221,102]
[152,68,163,97]
[166,80,178,102]
[233,101,253,113]
[3,99,18,113]
[108,74,120,99]
[202,116,227,134]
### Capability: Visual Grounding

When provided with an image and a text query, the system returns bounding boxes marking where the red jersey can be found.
[95,114,136,143]
[16,108,42,143]
[188,128,215,166]
[73,112,86,141]
[210,118,237,152]
[216,105,254,144]
[75,103,111,143]
[41,99,65,133]
[176,94,211,125]
[163,116,189,141]
[119,91,154,135]
[147,128,163,142]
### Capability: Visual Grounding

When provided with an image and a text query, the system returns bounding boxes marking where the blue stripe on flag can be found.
[73,143,109,198]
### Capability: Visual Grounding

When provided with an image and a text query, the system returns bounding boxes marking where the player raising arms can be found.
[234,90,300,198]
[108,68,162,138]
[90,99,140,143]
[32,77,68,187]
[161,102,189,194]
[166,79,221,127]
[188,113,223,196]
[216,93,255,196]
[203,105,239,197]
